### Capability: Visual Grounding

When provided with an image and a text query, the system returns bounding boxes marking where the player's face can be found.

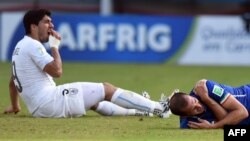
[37,15,54,43]
[183,95,205,116]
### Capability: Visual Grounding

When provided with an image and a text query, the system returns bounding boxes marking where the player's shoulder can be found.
[20,36,44,53]
[22,36,43,47]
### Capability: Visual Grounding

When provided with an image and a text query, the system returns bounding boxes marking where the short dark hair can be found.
[169,92,189,116]
[23,9,51,34]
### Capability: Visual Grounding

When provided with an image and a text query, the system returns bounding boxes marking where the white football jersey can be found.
[12,36,56,114]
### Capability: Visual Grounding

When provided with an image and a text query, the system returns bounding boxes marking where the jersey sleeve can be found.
[206,80,230,104]
[180,116,189,128]
[180,116,200,128]
[29,42,54,70]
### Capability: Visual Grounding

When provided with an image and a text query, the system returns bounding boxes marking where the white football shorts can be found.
[32,82,105,118]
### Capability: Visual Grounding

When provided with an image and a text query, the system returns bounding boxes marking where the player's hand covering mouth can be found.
[48,30,52,36]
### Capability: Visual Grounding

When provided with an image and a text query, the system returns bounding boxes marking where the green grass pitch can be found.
[1,61,250,141]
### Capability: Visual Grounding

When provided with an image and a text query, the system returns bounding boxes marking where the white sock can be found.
[95,101,136,116]
[111,88,163,113]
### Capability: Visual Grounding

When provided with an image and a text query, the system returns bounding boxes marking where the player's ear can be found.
[195,104,204,114]
[30,24,37,32]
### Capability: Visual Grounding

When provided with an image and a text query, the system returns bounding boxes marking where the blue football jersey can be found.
[180,80,250,128]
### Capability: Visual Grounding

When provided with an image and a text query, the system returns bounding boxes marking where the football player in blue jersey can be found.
[169,79,249,129]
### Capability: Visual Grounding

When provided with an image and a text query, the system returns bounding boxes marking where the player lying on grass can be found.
[169,79,250,129]
[3,9,171,118]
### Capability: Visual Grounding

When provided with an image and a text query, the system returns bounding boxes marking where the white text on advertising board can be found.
[57,23,171,52]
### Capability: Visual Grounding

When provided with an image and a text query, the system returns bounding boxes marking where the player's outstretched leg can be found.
[103,82,170,118]
[94,101,151,116]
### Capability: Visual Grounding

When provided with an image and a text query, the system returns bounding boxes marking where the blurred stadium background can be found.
[0,0,250,15]
[1,0,250,66]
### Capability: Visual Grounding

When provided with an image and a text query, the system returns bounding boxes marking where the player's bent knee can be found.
[91,103,99,110]
[103,82,117,101]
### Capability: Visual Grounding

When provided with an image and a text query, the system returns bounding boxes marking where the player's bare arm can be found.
[194,79,227,121]
[212,95,249,128]
[189,93,249,129]
[43,30,62,78]
[43,48,62,78]
[4,75,21,114]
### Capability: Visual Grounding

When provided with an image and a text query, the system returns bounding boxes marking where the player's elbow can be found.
[241,107,249,120]
[50,68,62,78]
[235,107,249,124]
[53,69,62,78]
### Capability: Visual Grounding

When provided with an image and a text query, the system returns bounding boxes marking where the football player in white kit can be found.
[4,9,170,118]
